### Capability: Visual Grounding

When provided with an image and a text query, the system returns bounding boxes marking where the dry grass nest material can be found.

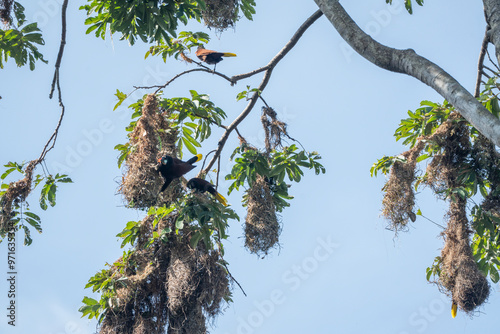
[119,94,179,209]
[245,175,281,256]
[261,106,287,153]
[201,0,238,32]
[0,0,13,25]
[100,216,230,334]
[381,140,424,232]
[438,201,489,313]
[0,160,36,233]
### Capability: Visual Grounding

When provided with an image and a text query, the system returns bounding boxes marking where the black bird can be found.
[187,178,228,206]
[157,154,202,192]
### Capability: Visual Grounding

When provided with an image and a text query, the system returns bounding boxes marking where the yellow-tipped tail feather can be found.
[215,192,228,206]
[222,52,237,57]
[195,153,203,162]
[451,302,457,318]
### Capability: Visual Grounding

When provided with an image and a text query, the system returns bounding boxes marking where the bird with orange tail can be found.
[157,154,202,192]
[195,45,236,71]
[187,178,228,206]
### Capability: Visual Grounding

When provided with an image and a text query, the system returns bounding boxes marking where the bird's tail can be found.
[451,302,457,318]
[215,192,228,206]
[222,52,237,57]
[186,154,203,164]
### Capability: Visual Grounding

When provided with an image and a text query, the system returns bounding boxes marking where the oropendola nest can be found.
[0,0,13,25]
[438,201,490,314]
[0,160,36,233]
[99,215,230,334]
[201,0,238,32]
[119,94,179,209]
[261,106,288,153]
[382,114,492,314]
[244,174,281,256]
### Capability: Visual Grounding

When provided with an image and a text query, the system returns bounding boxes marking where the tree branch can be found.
[202,10,323,174]
[315,0,500,147]
[475,28,490,98]
[38,0,68,163]
[484,0,500,65]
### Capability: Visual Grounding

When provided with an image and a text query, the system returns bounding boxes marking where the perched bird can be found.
[187,178,228,206]
[157,154,202,192]
[195,45,236,71]
[451,302,457,318]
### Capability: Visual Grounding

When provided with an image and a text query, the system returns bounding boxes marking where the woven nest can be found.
[201,0,238,32]
[438,200,490,313]
[119,94,179,209]
[100,215,230,334]
[0,160,36,233]
[0,0,13,25]
[261,106,287,153]
[381,140,424,232]
[244,175,281,256]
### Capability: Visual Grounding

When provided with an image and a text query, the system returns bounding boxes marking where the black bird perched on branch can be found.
[195,45,236,71]
[187,178,228,206]
[157,154,202,192]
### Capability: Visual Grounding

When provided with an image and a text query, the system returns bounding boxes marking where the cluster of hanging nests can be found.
[0,160,36,233]
[105,94,231,333]
[100,216,230,334]
[381,113,499,314]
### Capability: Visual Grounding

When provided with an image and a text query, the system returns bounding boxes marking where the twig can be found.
[475,28,490,98]
[486,49,500,72]
[202,10,323,174]
[221,260,247,297]
[38,0,68,163]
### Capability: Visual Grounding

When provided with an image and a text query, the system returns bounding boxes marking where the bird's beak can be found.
[157,157,162,164]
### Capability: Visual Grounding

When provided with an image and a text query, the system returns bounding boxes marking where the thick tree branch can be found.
[484,0,500,65]
[202,10,323,174]
[315,0,500,147]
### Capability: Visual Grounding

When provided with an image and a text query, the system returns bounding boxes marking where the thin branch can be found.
[202,10,323,174]
[38,0,68,163]
[221,260,247,297]
[231,65,271,84]
[315,0,500,147]
[475,28,490,98]
[486,49,500,71]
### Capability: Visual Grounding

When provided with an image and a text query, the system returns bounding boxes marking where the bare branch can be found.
[38,0,69,163]
[315,0,500,147]
[475,28,490,98]
[202,10,323,174]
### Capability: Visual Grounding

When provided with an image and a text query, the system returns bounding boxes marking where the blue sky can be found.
[1,1,499,333]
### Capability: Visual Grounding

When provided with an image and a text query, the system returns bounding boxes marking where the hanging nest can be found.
[438,200,490,313]
[201,0,238,32]
[0,160,36,233]
[381,140,425,232]
[0,0,13,25]
[119,94,179,209]
[244,174,281,256]
[99,215,230,334]
[261,106,288,153]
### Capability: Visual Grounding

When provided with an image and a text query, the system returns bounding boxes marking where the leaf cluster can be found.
[80,0,205,45]
[226,143,325,212]
[145,31,209,62]
[385,0,424,14]
[0,22,47,70]
[0,162,72,245]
